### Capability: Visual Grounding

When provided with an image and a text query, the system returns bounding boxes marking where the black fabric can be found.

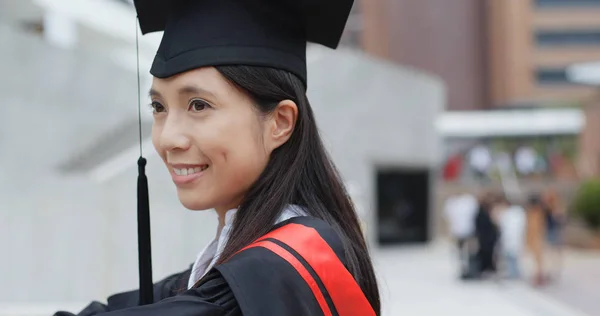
[475,207,499,273]
[543,204,559,230]
[53,217,350,316]
[216,246,326,316]
[53,268,238,316]
[215,216,347,316]
[136,157,153,305]
[133,0,354,85]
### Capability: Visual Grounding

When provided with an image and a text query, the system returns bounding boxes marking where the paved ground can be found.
[537,249,600,316]
[1,242,597,316]
[373,242,593,316]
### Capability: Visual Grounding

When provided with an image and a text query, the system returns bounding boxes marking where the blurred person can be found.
[526,194,548,287]
[475,193,500,276]
[443,153,463,182]
[496,198,527,279]
[515,145,537,177]
[443,192,478,278]
[53,0,380,315]
[543,189,567,279]
[548,150,569,179]
[468,144,492,180]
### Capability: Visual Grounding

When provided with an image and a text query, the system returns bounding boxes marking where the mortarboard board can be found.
[134,0,354,85]
[131,0,354,306]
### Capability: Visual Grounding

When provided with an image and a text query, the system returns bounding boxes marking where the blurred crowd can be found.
[444,189,566,286]
[443,141,577,183]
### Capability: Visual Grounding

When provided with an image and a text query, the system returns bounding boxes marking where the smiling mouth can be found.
[173,165,209,176]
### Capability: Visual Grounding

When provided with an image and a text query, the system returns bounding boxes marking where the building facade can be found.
[488,0,600,106]
[342,0,600,110]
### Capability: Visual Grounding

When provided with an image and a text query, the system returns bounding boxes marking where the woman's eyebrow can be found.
[149,86,217,99]
[178,85,217,99]
[148,88,161,98]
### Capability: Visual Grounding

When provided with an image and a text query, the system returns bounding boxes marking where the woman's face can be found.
[149,67,296,213]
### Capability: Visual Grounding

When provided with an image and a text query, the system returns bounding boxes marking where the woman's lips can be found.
[170,164,209,185]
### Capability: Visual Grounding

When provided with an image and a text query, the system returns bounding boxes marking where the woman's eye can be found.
[150,101,166,113]
[189,99,211,112]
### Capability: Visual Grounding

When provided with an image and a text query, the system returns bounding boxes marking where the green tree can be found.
[573,179,600,230]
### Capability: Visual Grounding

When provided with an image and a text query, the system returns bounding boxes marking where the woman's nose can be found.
[159,117,192,152]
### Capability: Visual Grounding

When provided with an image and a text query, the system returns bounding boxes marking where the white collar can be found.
[187,204,307,288]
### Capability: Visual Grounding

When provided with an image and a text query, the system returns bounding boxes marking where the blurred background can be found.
[1,0,600,315]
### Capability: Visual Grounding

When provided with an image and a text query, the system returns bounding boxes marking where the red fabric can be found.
[255,224,376,316]
[443,155,462,181]
[243,241,332,316]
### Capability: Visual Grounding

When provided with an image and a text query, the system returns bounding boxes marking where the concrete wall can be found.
[308,47,445,243]
[0,23,216,305]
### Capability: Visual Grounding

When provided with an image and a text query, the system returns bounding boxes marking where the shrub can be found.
[573,179,600,230]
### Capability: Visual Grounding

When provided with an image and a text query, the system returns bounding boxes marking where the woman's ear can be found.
[264,99,298,152]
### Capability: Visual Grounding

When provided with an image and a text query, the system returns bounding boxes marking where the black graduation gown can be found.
[53,217,375,316]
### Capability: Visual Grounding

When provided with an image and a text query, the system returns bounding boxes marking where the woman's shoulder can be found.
[274,216,346,256]
[218,216,346,276]
[212,216,375,316]
[260,216,346,264]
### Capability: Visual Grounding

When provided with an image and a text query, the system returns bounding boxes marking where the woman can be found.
[54,0,380,315]
[526,194,547,286]
[542,189,566,279]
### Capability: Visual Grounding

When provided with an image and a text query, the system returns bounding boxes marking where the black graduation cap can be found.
[134,0,354,85]
[131,0,354,306]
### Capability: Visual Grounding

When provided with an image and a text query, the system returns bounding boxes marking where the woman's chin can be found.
[180,200,213,211]
[177,191,214,211]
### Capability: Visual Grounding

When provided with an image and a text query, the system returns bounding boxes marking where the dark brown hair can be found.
[211,65,381,314]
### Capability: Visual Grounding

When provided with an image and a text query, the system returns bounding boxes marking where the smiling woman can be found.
[53,0,380,316]
[147,67,291,213]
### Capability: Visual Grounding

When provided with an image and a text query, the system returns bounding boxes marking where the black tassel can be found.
[137,157,154,305]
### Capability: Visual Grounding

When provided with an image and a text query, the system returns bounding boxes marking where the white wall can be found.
[0,22,216,307]
[308,48,445,243]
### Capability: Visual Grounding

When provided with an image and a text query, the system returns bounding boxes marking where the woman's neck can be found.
[215,196,244,231]
[215,207,236,238]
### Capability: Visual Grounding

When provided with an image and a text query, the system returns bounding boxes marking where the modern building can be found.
[488,0,600,107]
[342,0,600,110]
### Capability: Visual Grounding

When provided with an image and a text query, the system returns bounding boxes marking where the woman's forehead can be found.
[149,67,258,109]
[150,67,227,96]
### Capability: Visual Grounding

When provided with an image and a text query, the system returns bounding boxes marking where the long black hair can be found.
[212,65,380,314]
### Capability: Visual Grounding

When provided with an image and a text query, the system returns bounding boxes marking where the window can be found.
[535,0,600,7]
[376,168,430,245]
[536,30,600,46]
[535,68,572,84]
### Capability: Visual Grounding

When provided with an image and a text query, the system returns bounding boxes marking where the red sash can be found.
[241,223,375,316]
